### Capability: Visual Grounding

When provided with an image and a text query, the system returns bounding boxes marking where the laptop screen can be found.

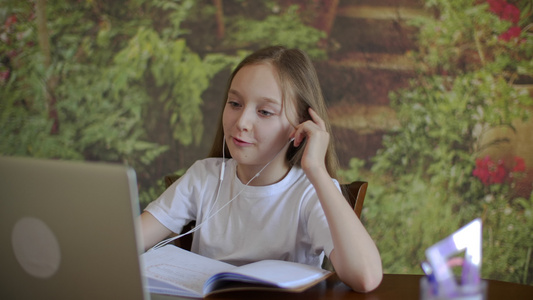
[0,156,149,300]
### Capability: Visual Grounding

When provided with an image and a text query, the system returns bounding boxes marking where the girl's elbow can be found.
[338,265,383,293]
[329,247,383,292]
[355,271,383,293]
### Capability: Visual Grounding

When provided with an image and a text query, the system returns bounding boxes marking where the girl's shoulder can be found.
[185,157,226,178]
[189,157,227,171]
[192,157,225,168]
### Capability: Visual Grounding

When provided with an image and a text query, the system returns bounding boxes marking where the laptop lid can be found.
[0,156,149,300]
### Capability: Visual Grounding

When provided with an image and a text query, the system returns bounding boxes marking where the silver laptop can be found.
[0,156,157,300]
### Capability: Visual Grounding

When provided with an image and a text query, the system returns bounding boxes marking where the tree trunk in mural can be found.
[35,0,59,135]
[313,0,340,36]
[213,0,225,39]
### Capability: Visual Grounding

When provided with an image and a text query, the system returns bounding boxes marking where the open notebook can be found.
[0,156,152,300]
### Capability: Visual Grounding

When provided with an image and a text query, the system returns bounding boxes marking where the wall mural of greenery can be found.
[1,0,532,285]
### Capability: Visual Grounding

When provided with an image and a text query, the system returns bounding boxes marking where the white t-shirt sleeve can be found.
[144,160,215,234]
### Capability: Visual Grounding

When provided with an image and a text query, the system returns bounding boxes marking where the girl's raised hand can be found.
[292,108,329,176]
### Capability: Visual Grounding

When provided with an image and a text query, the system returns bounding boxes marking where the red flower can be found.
[499,26,521,41]
[486,1,522,42]
[500,3,520,23]
[473,156,494,186]
[487,0,520,24]
[490,159,507,184]
[487,0,506,15]
[0,70,9,83]
[473,155,527,186]
[511,156,526,173]
[4,15,17,28]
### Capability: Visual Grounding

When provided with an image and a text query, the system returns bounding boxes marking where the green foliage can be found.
[110,27,236,147]
[373,71,530,198]
[1,0,327,208]
[225,5,327,59]
[482,192,533,283]
[337,157,365,183]
[412,0,532,75]
[0,0,240,207]
[342,0,533,284]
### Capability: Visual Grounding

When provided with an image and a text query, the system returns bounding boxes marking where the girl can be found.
[140,46,382,292]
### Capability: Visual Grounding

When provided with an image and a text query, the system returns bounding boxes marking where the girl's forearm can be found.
[309,170,383,292]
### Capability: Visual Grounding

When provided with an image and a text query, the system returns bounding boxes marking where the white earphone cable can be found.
[148,137,294,252]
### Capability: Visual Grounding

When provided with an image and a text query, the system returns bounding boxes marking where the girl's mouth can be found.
[233,137,252,147]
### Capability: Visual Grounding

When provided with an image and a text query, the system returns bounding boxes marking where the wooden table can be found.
[151,273,533,300]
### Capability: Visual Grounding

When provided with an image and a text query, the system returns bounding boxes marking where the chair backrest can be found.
[162,174,368,250]
[341,181,367,218]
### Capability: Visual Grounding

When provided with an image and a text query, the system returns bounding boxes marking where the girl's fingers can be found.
[292,108,327,147]
[308,108,326,130]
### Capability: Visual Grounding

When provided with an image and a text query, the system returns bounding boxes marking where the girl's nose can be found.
[236,108,253,131]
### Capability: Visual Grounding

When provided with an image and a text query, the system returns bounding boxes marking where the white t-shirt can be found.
[145,158,336,268]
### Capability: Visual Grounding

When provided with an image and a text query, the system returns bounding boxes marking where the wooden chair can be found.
[340,180,367,219]
[163,174,368,252]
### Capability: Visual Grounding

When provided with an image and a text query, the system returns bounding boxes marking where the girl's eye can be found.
[227,100,241,108]
[259,109,274,117]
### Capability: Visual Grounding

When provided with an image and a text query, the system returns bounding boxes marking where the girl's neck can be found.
[236,158,291,186]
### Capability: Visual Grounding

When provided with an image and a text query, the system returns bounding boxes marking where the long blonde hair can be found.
[208,46,340,179]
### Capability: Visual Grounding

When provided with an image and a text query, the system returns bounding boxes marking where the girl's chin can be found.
[229,154,254,165]
[229,154,265,169]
